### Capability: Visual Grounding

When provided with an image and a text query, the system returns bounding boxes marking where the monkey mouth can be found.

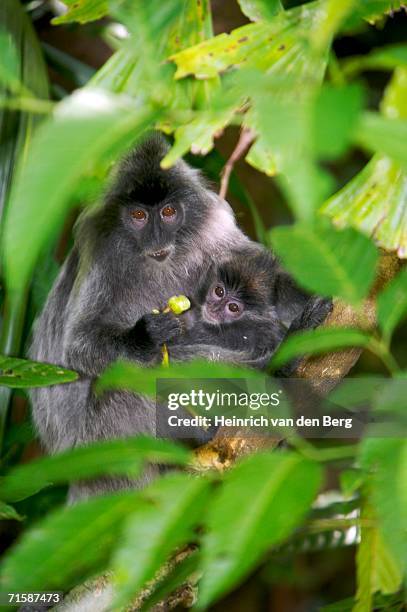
[148,248,171,262]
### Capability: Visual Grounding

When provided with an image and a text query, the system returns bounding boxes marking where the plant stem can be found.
[290,435,358,462]
[368,338,400,375]
[0,289,29,451]
[0,96,54,115]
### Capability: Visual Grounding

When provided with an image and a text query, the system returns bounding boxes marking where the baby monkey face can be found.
[202,281,245,325]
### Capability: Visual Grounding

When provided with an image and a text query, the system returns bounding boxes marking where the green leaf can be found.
[0,355,77,388]
[237,0,283,22]
[377,267,407,342]
[0,491,142,592]
[353,501,403,612]
[312,84,364,159]
[321,68,407,259]
[321,155,407,259]
[2,91,156,293]
[311,0,355,51]
[161,105,238,168]
[340,469,365,497]
[342,44,407,77]
[0,30,21,94]
[169,4,312,80]
[355,112,407,169]
[360,438,407,573]
[270,328,372,369]
[52,0,108,24]
[0,436,190,502]
[270,223,378,306]
[197,452,322,608]
[96,359,264,397]
[0,501,23,521]
[112,474,210,609]
[342,0,404,28]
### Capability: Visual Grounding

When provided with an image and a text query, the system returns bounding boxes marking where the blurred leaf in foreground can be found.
[359,438,407,574]
[270,328,372,370]
[0,492,141,593]
[270,222,378,306]
[341,43,407,77]
[353,501,403,612]
[0,355,77,388]
[2,90,156,294]
[355,112,407,169]
[0,436,190,502]
[197,452,322,608]
[96,359,264,397]
[0,30,22,94]
[112,474,210,609]
[376,267,407,343]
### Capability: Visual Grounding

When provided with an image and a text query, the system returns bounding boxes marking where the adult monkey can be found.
[29,134,252,499]
[30,134,328,499]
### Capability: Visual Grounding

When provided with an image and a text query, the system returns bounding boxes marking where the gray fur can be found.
[29,136,250,499]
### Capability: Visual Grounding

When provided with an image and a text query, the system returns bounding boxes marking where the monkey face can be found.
[202,281,245,325]
[121,200,186,262]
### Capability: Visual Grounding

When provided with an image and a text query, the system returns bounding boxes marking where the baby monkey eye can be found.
[214,286,225,298]
[228,302,240,313]
[131,209,147,221]
[161,206,176,218]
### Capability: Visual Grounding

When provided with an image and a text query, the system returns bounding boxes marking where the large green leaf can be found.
[96,359,264,397]
[197,452,321,608]
[353,502,403,612]
[0,355,77,389]
[0,492,141,593]
[270,223,378,305]
[2,92,155,293]
[169,4,320,80]
[270,328,372,370]
[0,436,190,502]
[377,267,407,343]
[0,0,49,449]
[359,438,407,573]
[112,474,210,609]
[321,68,407,258]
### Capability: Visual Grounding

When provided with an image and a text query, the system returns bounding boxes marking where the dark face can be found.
[121,200,185,262]
[202,281,245,325]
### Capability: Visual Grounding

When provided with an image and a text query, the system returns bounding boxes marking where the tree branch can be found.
[219,128,255,200]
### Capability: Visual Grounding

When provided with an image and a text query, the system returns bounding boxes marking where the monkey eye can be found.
[214,285,225,298]
[161,205,177,219]
[131,209,147,221]
[228,302,240,313]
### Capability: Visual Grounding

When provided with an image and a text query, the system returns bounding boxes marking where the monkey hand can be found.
[143,312,184,345]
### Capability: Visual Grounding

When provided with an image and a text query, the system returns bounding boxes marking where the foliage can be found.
[0,0,406,610]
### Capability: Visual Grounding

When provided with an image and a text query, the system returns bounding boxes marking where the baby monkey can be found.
[145,248,287,369]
